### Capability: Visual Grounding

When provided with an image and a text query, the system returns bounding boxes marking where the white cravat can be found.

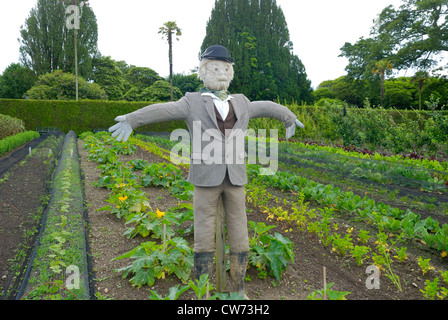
[201,92,233,120]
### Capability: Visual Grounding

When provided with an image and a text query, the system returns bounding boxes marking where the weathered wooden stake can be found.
[323,266,327,300]
[206,283,210,300]
[216,195,226,292]
[163,224,166,252]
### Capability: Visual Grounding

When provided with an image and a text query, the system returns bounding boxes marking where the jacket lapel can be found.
[229,97,242,129]
[202,96,219,129]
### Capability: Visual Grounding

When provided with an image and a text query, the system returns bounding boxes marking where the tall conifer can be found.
[201,0,312,103]
[19,0,98,79]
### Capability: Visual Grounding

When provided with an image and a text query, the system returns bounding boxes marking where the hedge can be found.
[1,97,446,137]
[0,99,187,135]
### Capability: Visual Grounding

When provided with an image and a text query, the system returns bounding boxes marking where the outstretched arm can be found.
[109,98,190,142]
[248,100,305,140]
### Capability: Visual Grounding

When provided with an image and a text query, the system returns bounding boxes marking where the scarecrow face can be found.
[200,60,234,91]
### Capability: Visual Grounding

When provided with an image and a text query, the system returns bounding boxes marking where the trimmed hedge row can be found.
[0,131,40,156]
[0,99,187,134]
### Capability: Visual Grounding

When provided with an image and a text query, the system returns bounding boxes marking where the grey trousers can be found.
[193,174,249,253]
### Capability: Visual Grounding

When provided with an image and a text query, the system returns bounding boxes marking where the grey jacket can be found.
[125,92,297,187]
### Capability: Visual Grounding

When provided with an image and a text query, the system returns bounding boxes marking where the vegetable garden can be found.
[0,120,447,301]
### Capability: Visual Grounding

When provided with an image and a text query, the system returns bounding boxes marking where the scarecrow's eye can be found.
[215,68,219,71]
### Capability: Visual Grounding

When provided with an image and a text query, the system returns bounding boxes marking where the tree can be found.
[19,0,98,78]
[124,67,162,91]
[139,80,183,102]
[372,59,393,107]
[91,56,126,100]
[340,37,392,80]
[314,76,364,106]
[373,0,448,72]
[25,70,106,100]
[384,77,415,109]
[411,71,429,110]
[172,73,203,95]
[159,21,182,101]
[342,0,448,80]
[201,0,312,103]
[0,63,37,99]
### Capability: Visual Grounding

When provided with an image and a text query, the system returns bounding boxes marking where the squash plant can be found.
[248,221,294,281]
[113,237,193,288]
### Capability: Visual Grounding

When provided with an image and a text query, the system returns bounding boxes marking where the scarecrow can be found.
[109,45,304,298]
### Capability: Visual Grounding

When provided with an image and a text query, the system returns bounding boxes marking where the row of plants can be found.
[248,164,448,257]
[20,132,89,300]
[0,133,64,299]
[282,139,448,173]
[278,143,448,193]
[245,168,448,299]
[0,130,40,156]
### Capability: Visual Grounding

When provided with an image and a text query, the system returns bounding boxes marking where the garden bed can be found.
[2,129,447,301]
[78,132,448,301]
[0,133,64,299]
[17,131,90,300]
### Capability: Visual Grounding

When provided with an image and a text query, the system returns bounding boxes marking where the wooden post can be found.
[323,266,327,300]
[215,195,226,292]
[163,224,166,252]
[74,28,78,101]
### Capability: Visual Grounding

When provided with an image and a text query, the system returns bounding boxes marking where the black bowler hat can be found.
[200,45,234,63]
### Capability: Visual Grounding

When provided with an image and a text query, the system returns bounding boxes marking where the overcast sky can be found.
[0,0,404,89]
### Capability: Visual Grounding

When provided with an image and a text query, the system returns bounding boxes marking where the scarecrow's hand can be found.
[285,119,305,140]
[109,115,133,142]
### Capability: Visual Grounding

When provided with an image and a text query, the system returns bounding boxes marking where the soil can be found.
[77,139,448,301]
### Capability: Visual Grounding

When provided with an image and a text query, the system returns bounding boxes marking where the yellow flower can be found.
[156,208,165,219]
[442,251,447,258]
[118,196,128,202]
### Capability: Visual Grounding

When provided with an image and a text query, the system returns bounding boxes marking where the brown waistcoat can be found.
[214,101,237,137]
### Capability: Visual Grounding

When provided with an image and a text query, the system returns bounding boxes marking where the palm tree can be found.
[411,71,429,110]
[372,59,393,107]
[159,21,182,101]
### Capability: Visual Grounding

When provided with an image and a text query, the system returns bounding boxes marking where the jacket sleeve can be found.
[124,96,190,130]
[247,100,297,128]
